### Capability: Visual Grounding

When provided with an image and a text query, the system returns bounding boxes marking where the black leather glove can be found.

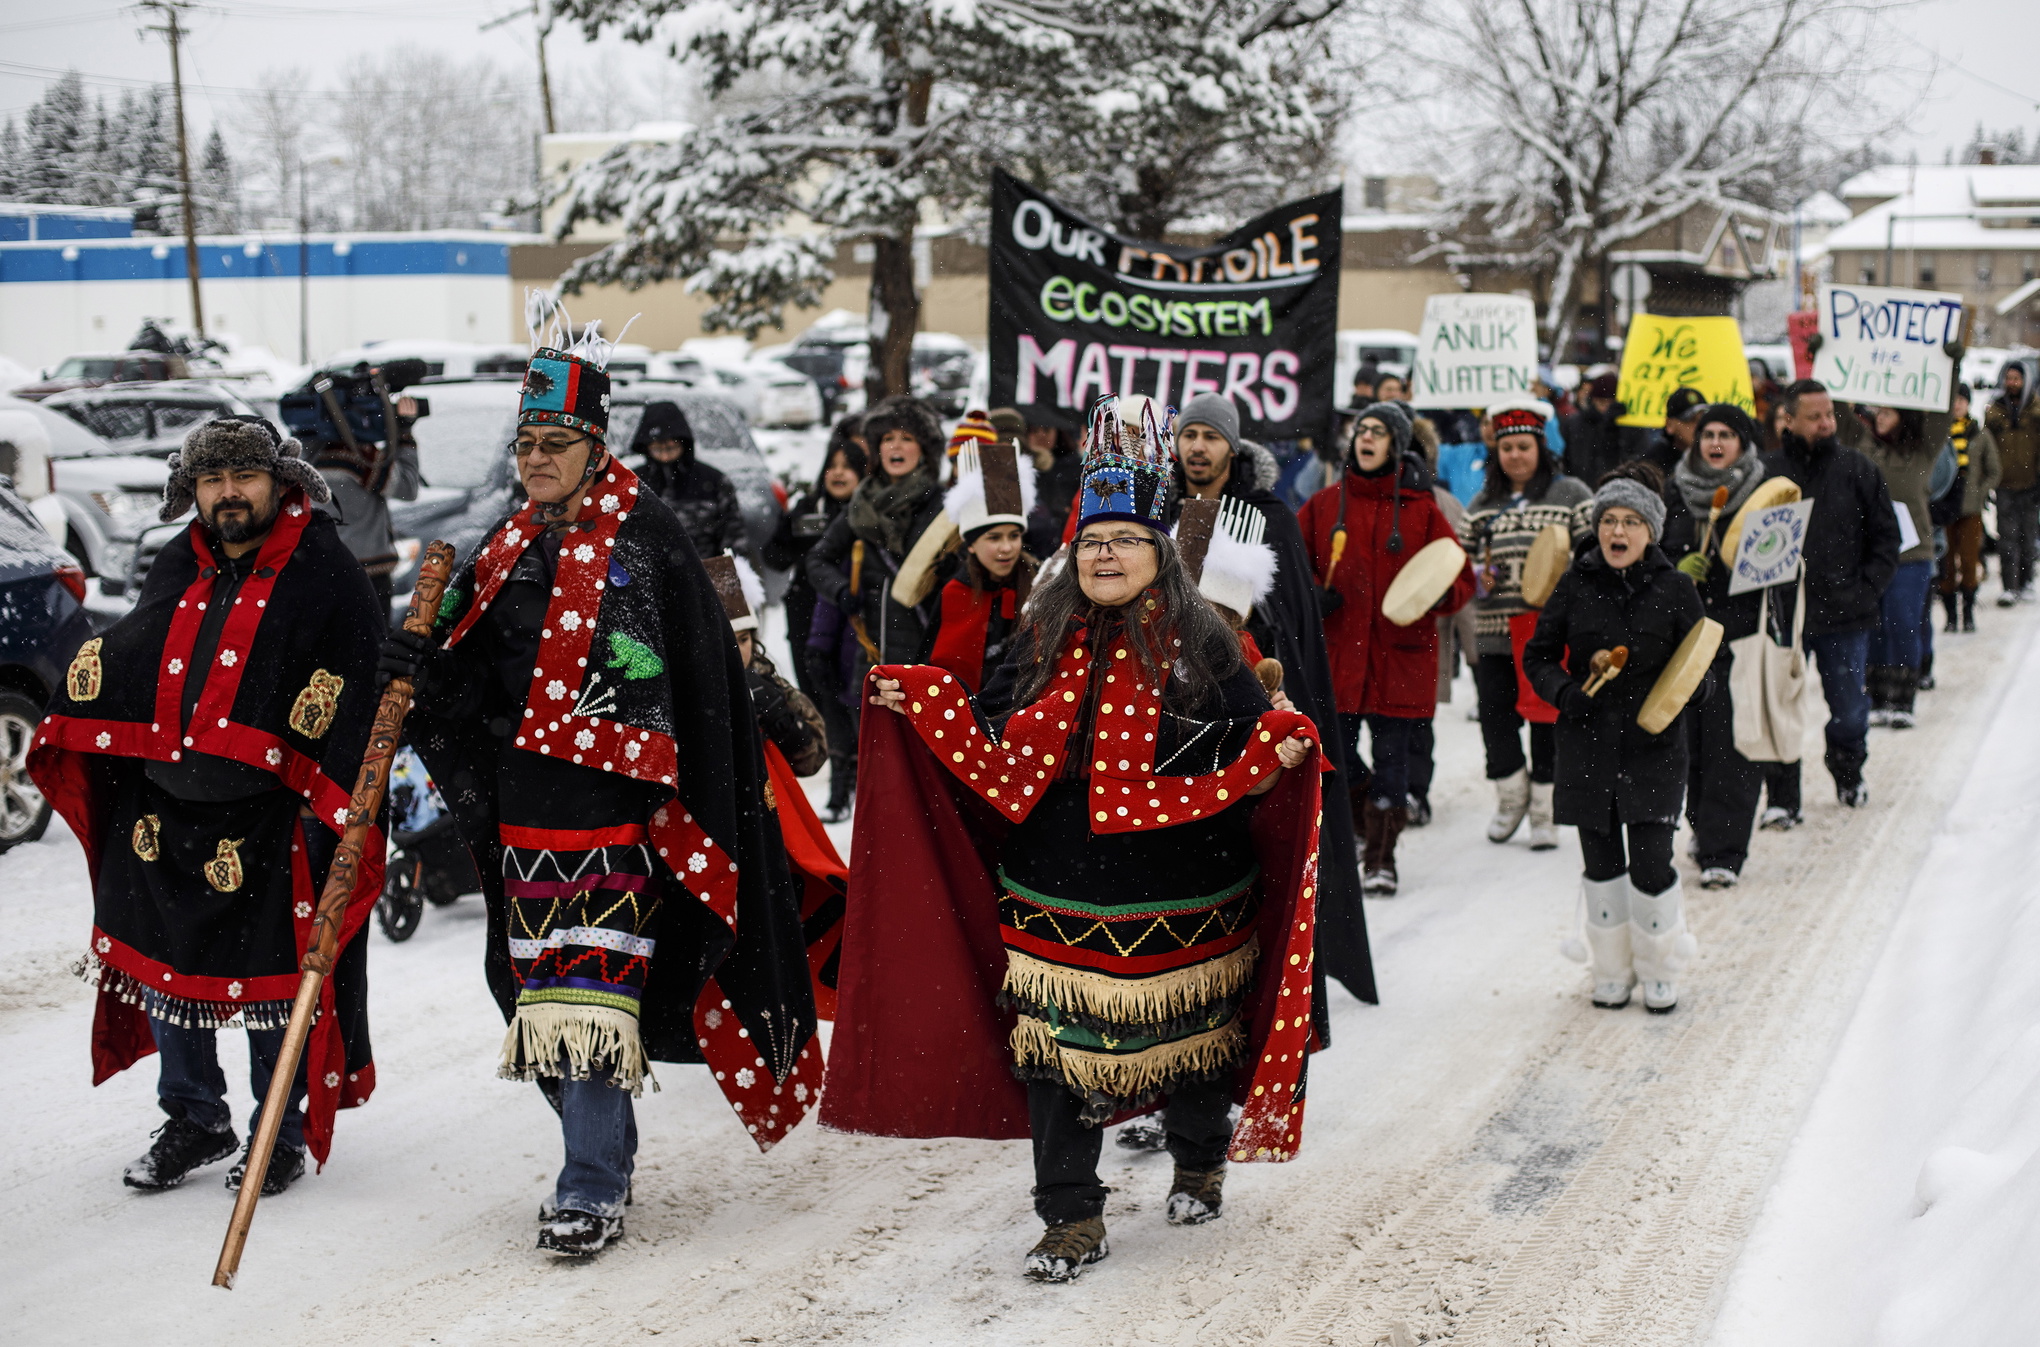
[1557,682,1595,722]
[377,627,435,689]
[1316,585,1345,616]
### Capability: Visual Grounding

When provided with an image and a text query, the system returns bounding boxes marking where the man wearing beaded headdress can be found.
[824,395,1329,1284]
[383,325,822,1257]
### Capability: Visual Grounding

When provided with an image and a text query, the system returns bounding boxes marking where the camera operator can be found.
[291,362,423,618]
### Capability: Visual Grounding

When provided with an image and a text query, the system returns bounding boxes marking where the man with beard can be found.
[1167,391,1375,1006]
[1758,380,1901,817]
[630,400,748,561]
[387,341,822,1257]
[29,417,385,1197]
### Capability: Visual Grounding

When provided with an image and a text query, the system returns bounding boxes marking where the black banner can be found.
[988,169,1342,444]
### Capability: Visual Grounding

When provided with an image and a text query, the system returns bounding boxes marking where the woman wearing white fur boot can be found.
[1523,463,1708,1012]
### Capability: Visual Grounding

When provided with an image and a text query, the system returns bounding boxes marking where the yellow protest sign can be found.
[1615,314,1754,427]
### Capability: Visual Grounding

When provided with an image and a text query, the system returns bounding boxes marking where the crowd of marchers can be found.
[24,332,2033,1287]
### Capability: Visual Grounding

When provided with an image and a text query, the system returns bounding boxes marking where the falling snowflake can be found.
[219,649,238,667]
[95,731,111,748]
[600,493,620,513]
[704,1008,723,1029]
[265,748,282,766]
[687,852,708,873]
[574,728,595,750]
[735,1068,756,1089]
[96,936,111,953]
[287,504,305,516]
[624,741,642,761]
[324,1072,341,1089]
[546,679,568,700]
[558,610,583,632]
[295,901,312,919]
[573,543,596,563]
[227,981,243,998]
[167,658,184,675]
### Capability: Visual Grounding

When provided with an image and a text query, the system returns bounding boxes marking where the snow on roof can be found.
[1340,213,1438,232]
[1825,165,2040,252]
[1798,191,1852,226]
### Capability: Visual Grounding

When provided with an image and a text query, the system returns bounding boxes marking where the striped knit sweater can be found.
[1458,476,1595,655]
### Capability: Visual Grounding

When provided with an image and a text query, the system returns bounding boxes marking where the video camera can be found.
[278,358,433,451]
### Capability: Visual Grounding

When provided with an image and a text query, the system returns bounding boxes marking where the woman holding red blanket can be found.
[832,397,1323,1285]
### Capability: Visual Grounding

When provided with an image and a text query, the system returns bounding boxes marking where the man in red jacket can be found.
[1298,401,1474,893]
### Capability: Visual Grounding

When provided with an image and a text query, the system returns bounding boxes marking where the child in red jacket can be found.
[1298,401,1475,893]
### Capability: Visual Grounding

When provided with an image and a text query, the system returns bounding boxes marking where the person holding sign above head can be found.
[1757,380,1901,819]
[1298,401,1475,895]
[1659,405,1770,887]
[1523,463,1710,1014]
[1459,403,1594,850]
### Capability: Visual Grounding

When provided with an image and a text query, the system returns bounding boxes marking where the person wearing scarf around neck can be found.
[1660,405,1769,888]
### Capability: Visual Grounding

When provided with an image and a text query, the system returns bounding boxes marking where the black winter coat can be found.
[1760,434,1901,637]
[1560,404,1645,486]
[1660,477,1764,642]
[763,487,851,671]
[803,491,946,665]
[639,453,747,560]
[1523,543,1709,828]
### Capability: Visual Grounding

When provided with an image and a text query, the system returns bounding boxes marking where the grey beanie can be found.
[161,416,331,522]
[1591,477,1666,542]
[1354,401,1412,459]
[1177,391,1240,454]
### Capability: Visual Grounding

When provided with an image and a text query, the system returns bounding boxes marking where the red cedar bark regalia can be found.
[825,395,1327,1283]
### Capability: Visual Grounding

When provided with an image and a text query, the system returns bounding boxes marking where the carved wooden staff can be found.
[213,541,456,1288]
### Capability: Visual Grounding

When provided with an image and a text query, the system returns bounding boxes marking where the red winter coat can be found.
[1297,464,1475,718]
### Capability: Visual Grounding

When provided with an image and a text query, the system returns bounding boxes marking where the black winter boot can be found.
[225,1141,306,1196]
[1962,588,1977,632]
[123,1116,237,1191]
[1941,589,1960,632]
[1917,652,1935,691]
[823,752,854,823]
[538,1208,624,1257]
[1888,667,1919,728]
[1865,665,1892,726]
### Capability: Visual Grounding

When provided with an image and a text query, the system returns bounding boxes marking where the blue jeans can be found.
[554,1072,637,1218]
[1872,560,1934,668]
[149,1016,306,1151]
[1805,628,1871,783]
[1342,712,1419,810]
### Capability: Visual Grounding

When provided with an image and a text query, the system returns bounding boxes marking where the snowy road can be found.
[4,605,2030,1346]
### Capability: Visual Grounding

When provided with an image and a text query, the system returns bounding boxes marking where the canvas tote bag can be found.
[1731,571,1809,762]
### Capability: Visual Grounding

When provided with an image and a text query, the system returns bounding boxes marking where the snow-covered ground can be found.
[3,599,2034,1345]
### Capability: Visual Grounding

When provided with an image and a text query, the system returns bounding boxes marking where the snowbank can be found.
[1711,620,2040,1345]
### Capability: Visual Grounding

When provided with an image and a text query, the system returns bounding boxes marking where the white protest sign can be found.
[1812,283,1964,413]
[1728,498,1816,595]
[1409,293,1538,409]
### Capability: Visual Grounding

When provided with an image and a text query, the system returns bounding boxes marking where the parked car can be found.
[42,381,260,456]
[780,311,872,419]
[13,349,192,401]
[0,473,93,853]
[910,332,978,418]
[670,356,823,428]
[1335,329,1420,402]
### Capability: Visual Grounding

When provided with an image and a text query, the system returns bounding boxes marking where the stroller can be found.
[377,744,482,942]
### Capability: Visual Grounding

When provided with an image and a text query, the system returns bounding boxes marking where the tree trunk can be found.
[865,231,919,405]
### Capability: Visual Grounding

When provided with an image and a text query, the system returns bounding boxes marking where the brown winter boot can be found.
[1349,780,1372,842]
[1357,794,1384,872]
[1024,1218,1109,1282]
[1363,803,1407,895]
[1165,1164,1227,1225]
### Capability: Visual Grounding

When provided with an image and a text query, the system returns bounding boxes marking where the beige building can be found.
[1826,163,2040,348]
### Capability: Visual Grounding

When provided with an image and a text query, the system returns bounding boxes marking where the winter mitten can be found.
[1486,767,1530,843]
[1675,551,1711,582]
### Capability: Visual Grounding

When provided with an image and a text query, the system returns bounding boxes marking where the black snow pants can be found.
[1686,654,1763,873]
[1028,1079,1233,1224]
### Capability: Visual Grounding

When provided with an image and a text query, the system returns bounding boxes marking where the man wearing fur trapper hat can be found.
[29,415,387,1199]
[387,329,823,1257]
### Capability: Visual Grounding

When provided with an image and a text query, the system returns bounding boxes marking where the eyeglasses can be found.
[1354,424,1393,440]
[1074,536,1157,558]
[515,433,590,458]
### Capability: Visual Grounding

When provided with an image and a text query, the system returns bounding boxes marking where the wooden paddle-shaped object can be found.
[1582,645,1629,696]
[212,541,456,1289]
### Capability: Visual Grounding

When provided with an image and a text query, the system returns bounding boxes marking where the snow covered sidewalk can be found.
[0,605,2030,1346]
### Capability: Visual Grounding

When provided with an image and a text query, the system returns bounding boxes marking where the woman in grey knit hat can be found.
[1521,462,1709,1014]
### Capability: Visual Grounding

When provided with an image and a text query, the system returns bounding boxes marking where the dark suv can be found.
[0,475,93,853]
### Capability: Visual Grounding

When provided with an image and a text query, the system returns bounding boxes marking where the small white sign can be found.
[1409,293,1539,409]
[1729,499,1817,595]
[1893,499,1920,553]
[1812,283,1964,413]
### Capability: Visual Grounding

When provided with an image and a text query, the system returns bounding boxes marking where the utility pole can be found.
[298,156,309,365]
[483,2,556,135]
[140,0,205,340]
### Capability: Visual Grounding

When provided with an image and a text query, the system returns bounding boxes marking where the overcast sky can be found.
[0,0,2033,176]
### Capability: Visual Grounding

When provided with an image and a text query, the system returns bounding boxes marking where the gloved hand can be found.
[377,627,435,689]
[1804,332,1824,356]
[1557,682,1595,722]
[1316,585,1345,616]
[1676,551,1711,582]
